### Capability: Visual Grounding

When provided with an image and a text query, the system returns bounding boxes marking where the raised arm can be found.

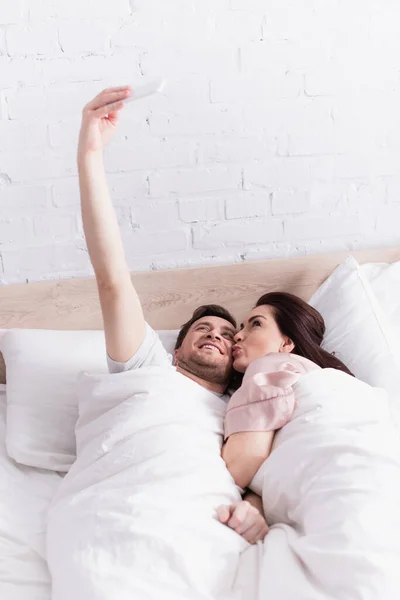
[78,86,145,363]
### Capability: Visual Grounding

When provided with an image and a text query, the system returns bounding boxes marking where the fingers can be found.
[241,521,269,544]
[103,86,132,94]
[85,87,132,112]
[217,505,231,524]
[226,501,252,530]
[94,100,125,119]
[230,506,260,535]
[219,501,270,544]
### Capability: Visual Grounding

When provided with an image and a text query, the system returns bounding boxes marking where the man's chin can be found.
[194,349,225,363]
[177,354,232,387]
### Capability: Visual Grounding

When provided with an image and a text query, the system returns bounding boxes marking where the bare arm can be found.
[78,86,145,363]
[222,431,274,489]
[243,490,264,518]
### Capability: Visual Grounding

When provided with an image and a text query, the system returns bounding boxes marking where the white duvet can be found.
[47,367,246,600]
[47,366,400,600]
[245,369,400,600]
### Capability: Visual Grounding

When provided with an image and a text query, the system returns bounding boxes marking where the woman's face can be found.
[232,305,295,373]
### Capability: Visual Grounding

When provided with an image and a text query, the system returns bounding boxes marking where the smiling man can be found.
[173,306,236,391]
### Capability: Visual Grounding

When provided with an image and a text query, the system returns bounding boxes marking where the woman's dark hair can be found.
[256,292,354,376]
[175,304,237,350]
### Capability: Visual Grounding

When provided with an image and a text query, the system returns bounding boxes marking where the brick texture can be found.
[0,0,399,282]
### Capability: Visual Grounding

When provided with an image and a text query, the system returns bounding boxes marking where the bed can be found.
[1,245,400,600]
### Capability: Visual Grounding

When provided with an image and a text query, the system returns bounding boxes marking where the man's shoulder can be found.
[107,324,172,374]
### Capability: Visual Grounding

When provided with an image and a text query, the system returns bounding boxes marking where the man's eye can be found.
[198,326,208,331]
[223,332,234,339]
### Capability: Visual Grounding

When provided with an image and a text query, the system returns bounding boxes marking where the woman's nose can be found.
[234,331,242,343]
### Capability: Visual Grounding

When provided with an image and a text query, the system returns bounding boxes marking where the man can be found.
[78,85,268,544]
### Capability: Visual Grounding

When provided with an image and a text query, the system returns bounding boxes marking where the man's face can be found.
[174,316,237,387]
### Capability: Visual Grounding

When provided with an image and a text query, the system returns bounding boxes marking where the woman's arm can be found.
[243,490,264,517]
[222,431,274,489]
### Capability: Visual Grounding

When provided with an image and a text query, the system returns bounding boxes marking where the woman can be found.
[218,293,400,599]
[220,291,353,491]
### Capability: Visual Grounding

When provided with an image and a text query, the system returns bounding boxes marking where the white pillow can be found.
[360,261,400,335]
[309,256,400,395]
[1,328,178,471]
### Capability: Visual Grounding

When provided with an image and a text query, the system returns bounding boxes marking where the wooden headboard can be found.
[0,245,399,383]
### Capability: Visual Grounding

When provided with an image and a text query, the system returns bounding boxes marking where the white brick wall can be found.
[0,0,399,283]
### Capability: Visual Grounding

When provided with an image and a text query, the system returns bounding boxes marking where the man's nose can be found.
[207,331,221,341]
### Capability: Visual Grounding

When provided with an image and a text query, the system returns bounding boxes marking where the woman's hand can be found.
[78,86,131,157]
[217,500,269,544]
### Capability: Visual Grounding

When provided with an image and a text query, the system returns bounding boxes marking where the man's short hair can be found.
[174,305,237,350]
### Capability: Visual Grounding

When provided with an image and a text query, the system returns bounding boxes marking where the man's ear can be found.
[173,349,178,365]
[280,338,295,354]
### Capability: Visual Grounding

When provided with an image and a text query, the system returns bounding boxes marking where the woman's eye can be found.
[252,320,262,327]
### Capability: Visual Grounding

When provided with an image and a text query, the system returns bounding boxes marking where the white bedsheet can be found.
[47,367,247,600]
[0,385,62,600]
[241,369,400,600]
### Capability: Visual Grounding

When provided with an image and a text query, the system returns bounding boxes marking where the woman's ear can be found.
[280,338,295,354]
